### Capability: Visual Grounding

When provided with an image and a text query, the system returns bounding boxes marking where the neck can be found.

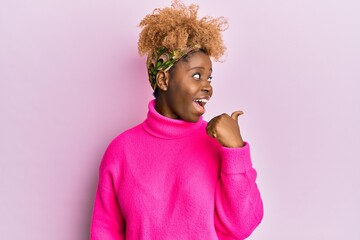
[142,99,203,139]
[155,96,179,120]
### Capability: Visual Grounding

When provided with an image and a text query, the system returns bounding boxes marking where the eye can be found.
[192,73,201,79]
[208,76,213,83]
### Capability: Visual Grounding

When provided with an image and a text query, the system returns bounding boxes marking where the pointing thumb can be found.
[231,111,244,122]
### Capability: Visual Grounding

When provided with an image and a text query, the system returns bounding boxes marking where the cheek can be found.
[168,76,201,102]
[178,82,199,97]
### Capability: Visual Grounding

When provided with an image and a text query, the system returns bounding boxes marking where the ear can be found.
[155,70,169,91]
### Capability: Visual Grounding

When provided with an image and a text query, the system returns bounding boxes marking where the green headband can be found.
[147,44,201,90]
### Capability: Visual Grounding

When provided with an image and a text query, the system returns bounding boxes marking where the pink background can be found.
[1,0,359,239]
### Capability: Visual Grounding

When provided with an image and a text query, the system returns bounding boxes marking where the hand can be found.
[206,111,245,148]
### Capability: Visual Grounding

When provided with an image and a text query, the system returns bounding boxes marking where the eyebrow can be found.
[188,66,213,72]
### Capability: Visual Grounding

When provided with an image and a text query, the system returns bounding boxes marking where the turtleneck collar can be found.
[142,99,203,139]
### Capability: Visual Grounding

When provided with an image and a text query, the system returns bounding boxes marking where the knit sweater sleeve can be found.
[214,142,264,240]
[90,142,126,240]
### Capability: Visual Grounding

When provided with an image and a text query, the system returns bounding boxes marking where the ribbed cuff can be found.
[220,142,252,174]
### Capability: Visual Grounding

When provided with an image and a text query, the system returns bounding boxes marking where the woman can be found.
[90,1,263,239]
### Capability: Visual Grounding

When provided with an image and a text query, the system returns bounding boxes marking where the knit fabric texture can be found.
[90,100,263,239]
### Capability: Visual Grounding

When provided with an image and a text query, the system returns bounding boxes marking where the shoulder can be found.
[106,122,145,154]
[99,122,145,170]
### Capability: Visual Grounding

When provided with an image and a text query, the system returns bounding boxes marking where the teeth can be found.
[193,99,209,103]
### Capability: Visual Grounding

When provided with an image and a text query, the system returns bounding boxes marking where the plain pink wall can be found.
[1,0,359,239]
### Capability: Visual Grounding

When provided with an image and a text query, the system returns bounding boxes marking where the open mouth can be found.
[193,98,209,109]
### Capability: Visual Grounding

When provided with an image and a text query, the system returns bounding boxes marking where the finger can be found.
[206,122,212,132]
[208,115,221,124]
[231,111,244,122]
[206,129,216,138]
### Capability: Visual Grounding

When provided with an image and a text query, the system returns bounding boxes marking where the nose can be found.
[201,81,213,95]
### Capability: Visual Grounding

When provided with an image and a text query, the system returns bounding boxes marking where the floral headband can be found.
[147,44,201,90]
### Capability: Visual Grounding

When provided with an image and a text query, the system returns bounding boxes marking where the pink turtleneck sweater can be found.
[90,100,263,240]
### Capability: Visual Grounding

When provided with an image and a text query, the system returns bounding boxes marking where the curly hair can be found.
[137,0,228,61]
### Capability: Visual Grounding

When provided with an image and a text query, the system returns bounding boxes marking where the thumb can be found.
[231,111,244,122]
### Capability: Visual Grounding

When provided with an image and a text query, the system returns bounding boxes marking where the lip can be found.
[192,96,210,115]
[192,101,205,114]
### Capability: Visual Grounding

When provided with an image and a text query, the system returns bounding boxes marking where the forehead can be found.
[176,51,212,70]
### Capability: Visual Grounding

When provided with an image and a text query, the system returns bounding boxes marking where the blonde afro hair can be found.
[138,0,228,61]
